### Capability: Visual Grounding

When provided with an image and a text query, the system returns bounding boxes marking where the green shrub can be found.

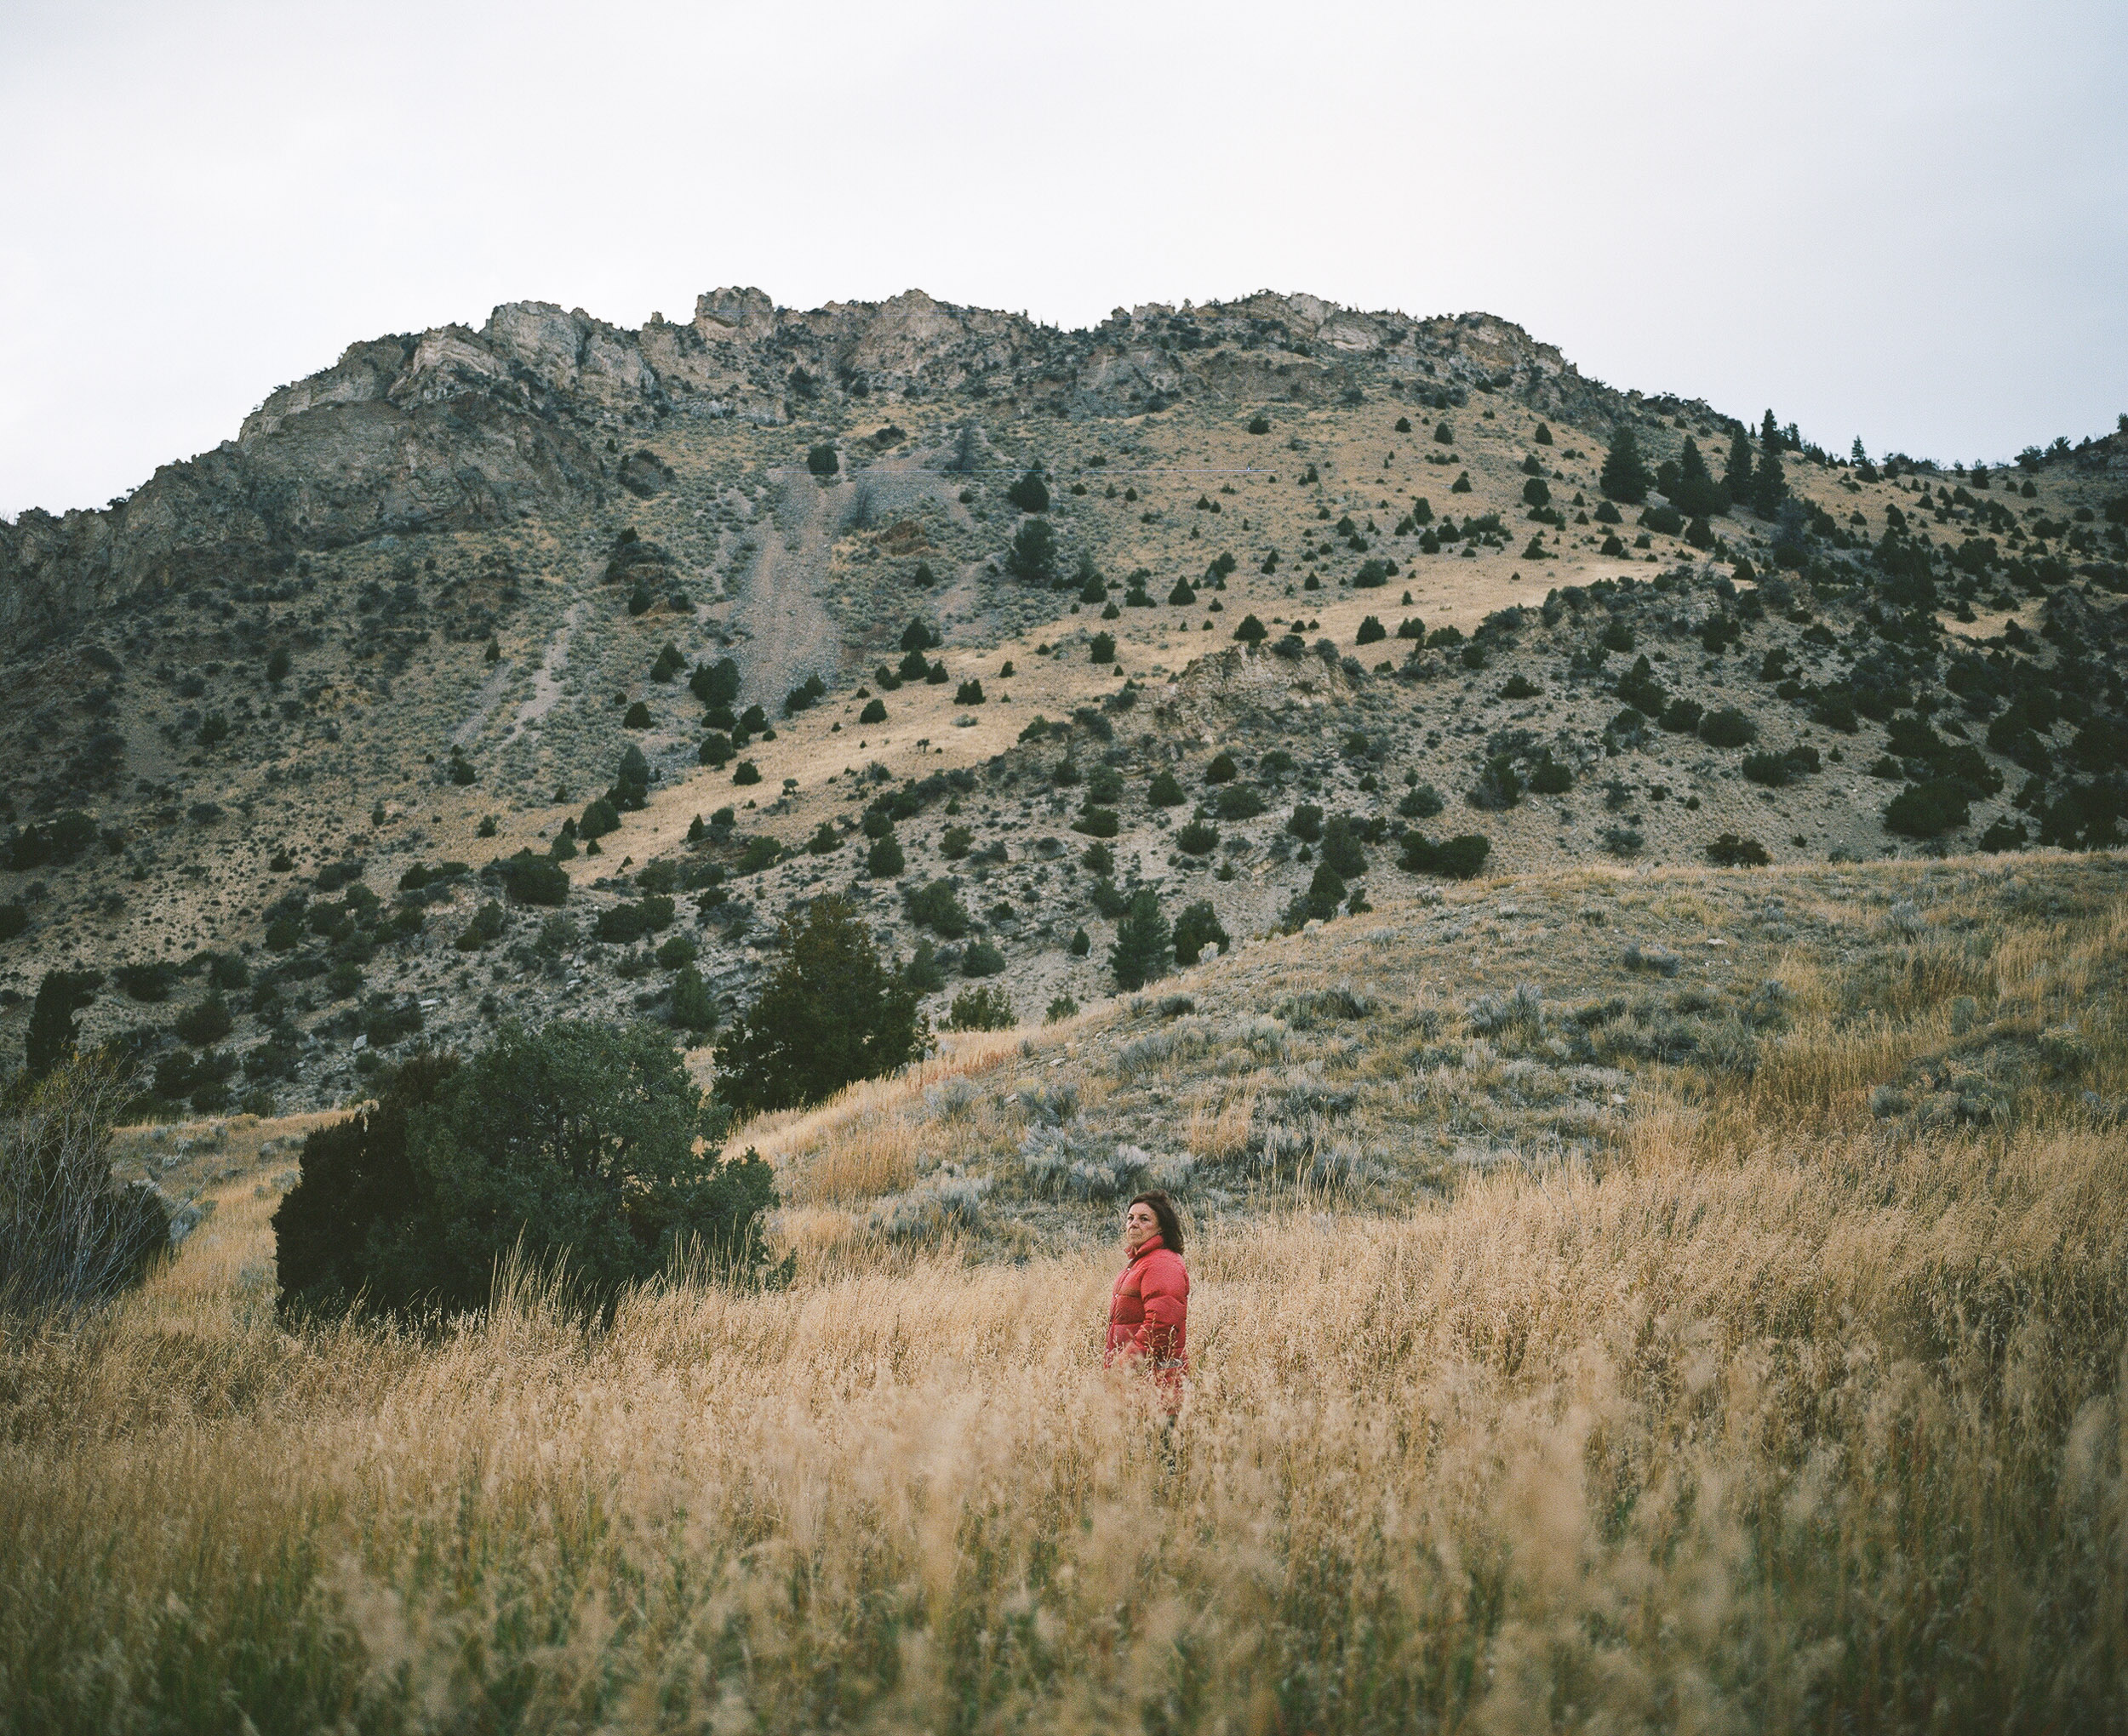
[960,940,1006,979]
[1287,802,1324,842]
[1399,832,1491,878]
[906,879,972,938]
[733,761,762,785]
[1705,833,1771,867]
[456,900,506,951]
[1073,806,1120,838]
[859,699,888,725]
[669,964,718,1035]
[172,991,232,1048]
[940,825,974,861]
[1356,615,1387,645]
[1471,756,1523,811]
[493,852,570,906]
[1205,752,1238,784]
[806,822,843,856]
[1148,770,1186,808]
[1176,820,1219,856]
[1109,890,1171,991]
[1172,899,1230,966]
[1234,613,1268,645]
[1005,517,1057,583]
[947,985,1015,1031]
[1528,755,1573,795]
[1247,414,1271,435]
[623,701,653,729]
[807,443,839,477]
[1884,779,1972,839]
[954,680,986,705]
[655,933,698,970]
[1005,468,1050,512]
[734,837,781,876]
[1090,632,1116,664]
[867,835,905,878]
[1699,707,1759,748]
[719,896,929,1114]
[1301,865,1347,922]
[1213,784,1266,821]
[1398,785,1444,819]
[274,1031,780,1319]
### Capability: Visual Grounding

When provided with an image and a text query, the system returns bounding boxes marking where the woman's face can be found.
[1124,1202,1159,1255]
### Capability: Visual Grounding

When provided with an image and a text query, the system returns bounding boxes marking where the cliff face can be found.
[0,288,1620,651]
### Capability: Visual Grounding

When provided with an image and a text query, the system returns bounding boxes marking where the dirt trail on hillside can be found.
[728,469,842,711]
[506,598,586,741]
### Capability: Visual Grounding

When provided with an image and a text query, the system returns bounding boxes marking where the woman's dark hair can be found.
[1130,1190,1183,1257]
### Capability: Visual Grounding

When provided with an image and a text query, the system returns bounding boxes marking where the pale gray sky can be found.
[4,0,2124,518]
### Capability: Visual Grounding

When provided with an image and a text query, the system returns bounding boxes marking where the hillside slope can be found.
[2,288,2124,1114]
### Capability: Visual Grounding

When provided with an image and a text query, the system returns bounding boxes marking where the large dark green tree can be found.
[1671,437,1725,517]
[718,895,929,1113]
[1751,444,1788,518]
[273,1028,780,1318]
[1599,425,1651,504]
[1723,428,1755,507]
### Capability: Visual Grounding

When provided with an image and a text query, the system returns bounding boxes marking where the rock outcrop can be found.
[1,288,1627,651]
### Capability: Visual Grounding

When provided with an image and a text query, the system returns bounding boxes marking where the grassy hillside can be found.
[0,292,2123,1125]
[3,851,2120,1731]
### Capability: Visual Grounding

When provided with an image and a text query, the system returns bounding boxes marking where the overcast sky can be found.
[4,0,2125,519]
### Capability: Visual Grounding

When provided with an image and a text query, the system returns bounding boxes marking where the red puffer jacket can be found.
[1105,1235,1188,1408]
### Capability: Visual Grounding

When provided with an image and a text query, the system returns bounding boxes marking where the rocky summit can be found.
[2,287,2124,1117]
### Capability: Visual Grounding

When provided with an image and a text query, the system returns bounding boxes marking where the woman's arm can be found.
[1131,1259,1187,1362]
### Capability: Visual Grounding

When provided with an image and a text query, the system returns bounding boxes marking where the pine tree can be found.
[1108,889,1172,991]
[669,964,717,1035]
[1760,408,1782,454]
[1751,445,1788,519]
[718,895,927,1112]
[1599,425,1651,505]
[1723,429,1755,506]
[1672,437,1724,517]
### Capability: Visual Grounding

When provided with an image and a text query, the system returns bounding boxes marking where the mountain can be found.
[1,287,2123,1116]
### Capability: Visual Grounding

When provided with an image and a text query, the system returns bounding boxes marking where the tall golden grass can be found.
[3,862,2125,1732]
[2,1105,2123,1731]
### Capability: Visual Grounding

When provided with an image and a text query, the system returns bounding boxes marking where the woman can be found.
[1105,1190,1189,1416]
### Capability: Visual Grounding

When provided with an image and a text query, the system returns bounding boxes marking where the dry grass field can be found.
[3,852,2124,1732]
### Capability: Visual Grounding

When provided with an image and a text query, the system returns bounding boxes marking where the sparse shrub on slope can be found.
[0,1058,170,1313]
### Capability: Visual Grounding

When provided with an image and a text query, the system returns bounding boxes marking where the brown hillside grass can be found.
[1,860,2125,1732]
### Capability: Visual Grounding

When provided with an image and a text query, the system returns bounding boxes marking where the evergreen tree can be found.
[1671,437,1725,517]
[1004,517,1057,584]
[1751,444,1788,519]
[1723,429,1755,507]
[1599,425,1651,504]
[1760,408,1782,454]
[718,895,928,1113]
[669,964,717,1035]
[1108,889,1171,991]
[25,969,100,1078]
